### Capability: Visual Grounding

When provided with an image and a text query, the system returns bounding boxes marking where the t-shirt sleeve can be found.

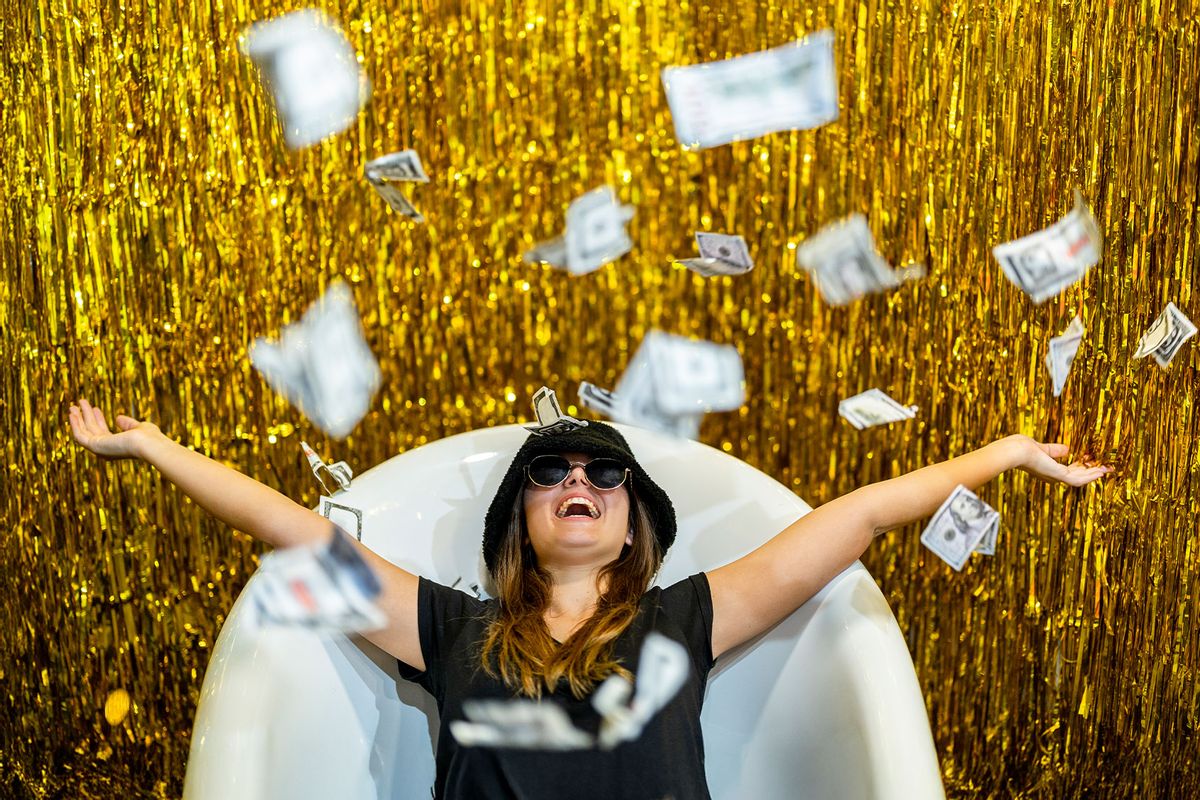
[396,576,489,703]
[656,572,715,675]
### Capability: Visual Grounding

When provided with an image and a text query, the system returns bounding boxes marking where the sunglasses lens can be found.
[585,459,627,489]
[528,455,570,487]
[527,456,628,489]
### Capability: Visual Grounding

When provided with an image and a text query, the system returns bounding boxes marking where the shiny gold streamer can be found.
[3,0,1198,796]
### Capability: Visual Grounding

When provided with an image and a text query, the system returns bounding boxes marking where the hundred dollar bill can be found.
[795,215,924,305]
[838,388,918,430]
[1133,302,1196,368]
[1045,316,1085,397]
[580,332,744,440]
[242,9,369,150]
[300,440,353,495]
[524,186,635,275]
[677,231,755,277]
[662,30,838,149]
[249,280,382,439]
[451,699,594,750]
[593,633,689,749]
[920,485,1000,571]
[524,386,588,436]
[250,527,385,633]
[364,150,429,221]
[992,190,1102,304]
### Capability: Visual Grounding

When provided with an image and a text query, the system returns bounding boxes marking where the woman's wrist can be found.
[991,435,1035,472]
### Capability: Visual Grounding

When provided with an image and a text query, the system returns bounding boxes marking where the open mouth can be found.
[556,496,600,519]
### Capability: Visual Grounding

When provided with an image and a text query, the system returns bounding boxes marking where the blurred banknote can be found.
[525,385,588,436]
[677,231,755,277]
[1133,302,1196,368]
[920,485,1000,571]
[524,186,635,275]
[584,331,745,439]
[451,699,593,750]
[364,150,429,221]
[242,9,368,150]
[662,30,838,149]
[250,528,384,633]
[593,632,689,749]
[992,190,1102,304]
[795,215,925,306]
[837,389,918,430]
[250,280,381,439]
[1045,316,1085,397]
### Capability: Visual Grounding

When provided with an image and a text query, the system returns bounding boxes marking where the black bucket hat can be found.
[482,422,676,575]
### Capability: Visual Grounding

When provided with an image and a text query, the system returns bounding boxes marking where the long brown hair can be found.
[478,482,663,699]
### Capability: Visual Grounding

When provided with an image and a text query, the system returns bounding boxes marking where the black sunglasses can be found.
[525,455,631,490]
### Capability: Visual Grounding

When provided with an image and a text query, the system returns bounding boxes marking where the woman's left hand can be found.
[1001,434,1114,487]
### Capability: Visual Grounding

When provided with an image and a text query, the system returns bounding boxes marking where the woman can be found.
[68,398,1111,799]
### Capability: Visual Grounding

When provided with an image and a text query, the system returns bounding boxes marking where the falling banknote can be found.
[992,190,1102,305]
[662,30,838,150]
[524,186,636,275]
[1133,302,1196,368]
[364,149,430,221]
[795,215,925,306]
[582,331,745,439]
[249,280,382,439]
[525,386,589,436]
[1045,316,1085,397]
[250,527,385,633]
[241,9,369,150]
[450,699,594,751]
[677,231,755,277]
[920,485,1000,571]
[592,633,690,749]
[837,389,918,430]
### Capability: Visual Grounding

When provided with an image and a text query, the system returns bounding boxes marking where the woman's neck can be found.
[543,563,606,619]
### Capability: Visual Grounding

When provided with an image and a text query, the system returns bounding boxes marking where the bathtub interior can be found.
[183,423,944,800]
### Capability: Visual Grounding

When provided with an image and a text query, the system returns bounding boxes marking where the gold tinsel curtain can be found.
[2,0,1198,796]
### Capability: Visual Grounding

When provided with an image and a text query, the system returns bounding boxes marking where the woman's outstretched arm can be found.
[68,397,425,669]
[705,435,1113,660]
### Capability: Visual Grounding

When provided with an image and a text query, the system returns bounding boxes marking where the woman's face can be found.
[522,451,633,569]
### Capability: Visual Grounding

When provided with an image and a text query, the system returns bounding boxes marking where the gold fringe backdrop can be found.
[2,0,1198,796]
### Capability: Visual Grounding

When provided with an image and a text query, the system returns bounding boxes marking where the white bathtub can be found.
[183,423,945,799]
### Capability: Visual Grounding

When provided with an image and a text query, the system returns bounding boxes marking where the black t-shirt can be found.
[397,574,716,800]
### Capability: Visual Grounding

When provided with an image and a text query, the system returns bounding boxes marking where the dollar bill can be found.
[451,699,593,750]
[318,496,363,542]
[577,381,623,419]
[920,485,1000,571]
[1133,302,1197,368]
[249,280,382,439]
[837,389,918,430]
[992,190,1102,304]
[250,527,385,633]
[364,150,428,221]
[241,9,369,150]
[524,186,635,275]
[524,386,588,436]
[300,440,353,495]
[593,632,689,749]
[677,231,755,277]
[1045,316,1085,397]
[364,149,429,183]
[662,30,838,150]
[795,215,923,306]
[578,332,744,440]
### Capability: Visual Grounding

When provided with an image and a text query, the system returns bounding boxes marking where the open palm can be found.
[1014,437,1113,487]
[68,398,158,461]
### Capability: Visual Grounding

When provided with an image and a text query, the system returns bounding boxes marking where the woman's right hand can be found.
[68,398,161,461]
